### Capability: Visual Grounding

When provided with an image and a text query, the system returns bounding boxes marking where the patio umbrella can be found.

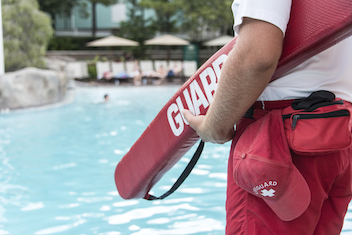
[144,34,190,46]
[145,34,190,61]
[86,36,139,47]
[204,35,234,46]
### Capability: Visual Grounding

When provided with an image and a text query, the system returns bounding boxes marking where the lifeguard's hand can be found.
[182,109,235,144]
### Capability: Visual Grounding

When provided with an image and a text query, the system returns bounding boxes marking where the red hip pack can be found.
[282,90,352,155]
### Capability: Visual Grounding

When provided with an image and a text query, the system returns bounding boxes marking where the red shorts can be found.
[226,100,352,235]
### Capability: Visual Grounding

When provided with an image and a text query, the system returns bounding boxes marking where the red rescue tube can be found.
[115,0,352,200]
[115,39,236,200]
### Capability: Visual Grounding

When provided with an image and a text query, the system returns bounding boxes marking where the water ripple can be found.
[113,200,139,207]
[208,173,227,180]
[105,203,200,225]
[77,196,113,203]
[35,213,104,235]
[34,218,86,235]
[130,217,224,235]
[21,202,44,211]
[147,218,171,224]
[191,169,209,175]
[53,163,76,170]
[152,197,194,205]
[178,188,205,194]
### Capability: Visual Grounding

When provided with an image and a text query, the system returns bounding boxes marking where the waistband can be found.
[244,100,295,120]
[251,100,295,110]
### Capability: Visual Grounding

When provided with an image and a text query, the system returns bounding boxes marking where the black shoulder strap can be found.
[144,140,205,200]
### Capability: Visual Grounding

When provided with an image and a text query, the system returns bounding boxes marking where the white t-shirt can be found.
[232,0,352,102]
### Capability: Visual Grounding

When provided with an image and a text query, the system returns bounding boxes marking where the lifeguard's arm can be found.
[183,18,284,144]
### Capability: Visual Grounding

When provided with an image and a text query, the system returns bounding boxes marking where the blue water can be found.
[0,86,351,234]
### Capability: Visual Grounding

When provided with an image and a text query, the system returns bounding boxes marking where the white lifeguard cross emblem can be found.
[261,189,275,197]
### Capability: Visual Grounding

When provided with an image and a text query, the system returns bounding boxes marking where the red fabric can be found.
[272,0,352,81]
[233,109,310,221]
[226,102,352,235]
[282,99,352,154]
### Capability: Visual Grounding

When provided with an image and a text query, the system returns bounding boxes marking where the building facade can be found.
[55,1,152,37]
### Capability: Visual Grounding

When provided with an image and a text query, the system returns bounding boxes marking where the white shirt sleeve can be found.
[232,0,292,36]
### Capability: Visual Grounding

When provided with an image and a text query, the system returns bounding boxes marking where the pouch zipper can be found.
[284,110,350,130]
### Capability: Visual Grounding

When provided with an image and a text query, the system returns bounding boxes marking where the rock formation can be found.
[0,66,68,110]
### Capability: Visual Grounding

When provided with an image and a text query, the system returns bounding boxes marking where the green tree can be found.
[178,0,233,41]
[118,0,156,58]
[37,0,88,29]
[133,0,233,41]
[88,0,118,37]
[2,0,53,72]
[140,0,180,34]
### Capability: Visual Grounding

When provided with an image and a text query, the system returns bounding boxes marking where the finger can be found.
[182,109,194,124]
[182,109,202,132]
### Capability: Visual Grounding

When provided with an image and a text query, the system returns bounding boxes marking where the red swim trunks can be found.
[226,101,352,235]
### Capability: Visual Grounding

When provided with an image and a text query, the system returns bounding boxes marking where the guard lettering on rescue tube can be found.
[167,54,228,136]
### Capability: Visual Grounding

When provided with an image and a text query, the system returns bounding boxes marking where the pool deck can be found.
[74,76,187,87]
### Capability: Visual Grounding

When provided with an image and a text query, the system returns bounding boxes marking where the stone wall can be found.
[0,67,68,110]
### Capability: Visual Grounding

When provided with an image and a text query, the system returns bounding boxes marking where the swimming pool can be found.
[0,86,351,234]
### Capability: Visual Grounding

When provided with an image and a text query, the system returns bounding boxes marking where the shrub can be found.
[48,37,98,51]
[2,0,53,72]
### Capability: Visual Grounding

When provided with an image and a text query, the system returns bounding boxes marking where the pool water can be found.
[0,86,351,234]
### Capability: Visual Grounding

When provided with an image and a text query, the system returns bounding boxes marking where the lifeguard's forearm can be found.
[200,19,284,142]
